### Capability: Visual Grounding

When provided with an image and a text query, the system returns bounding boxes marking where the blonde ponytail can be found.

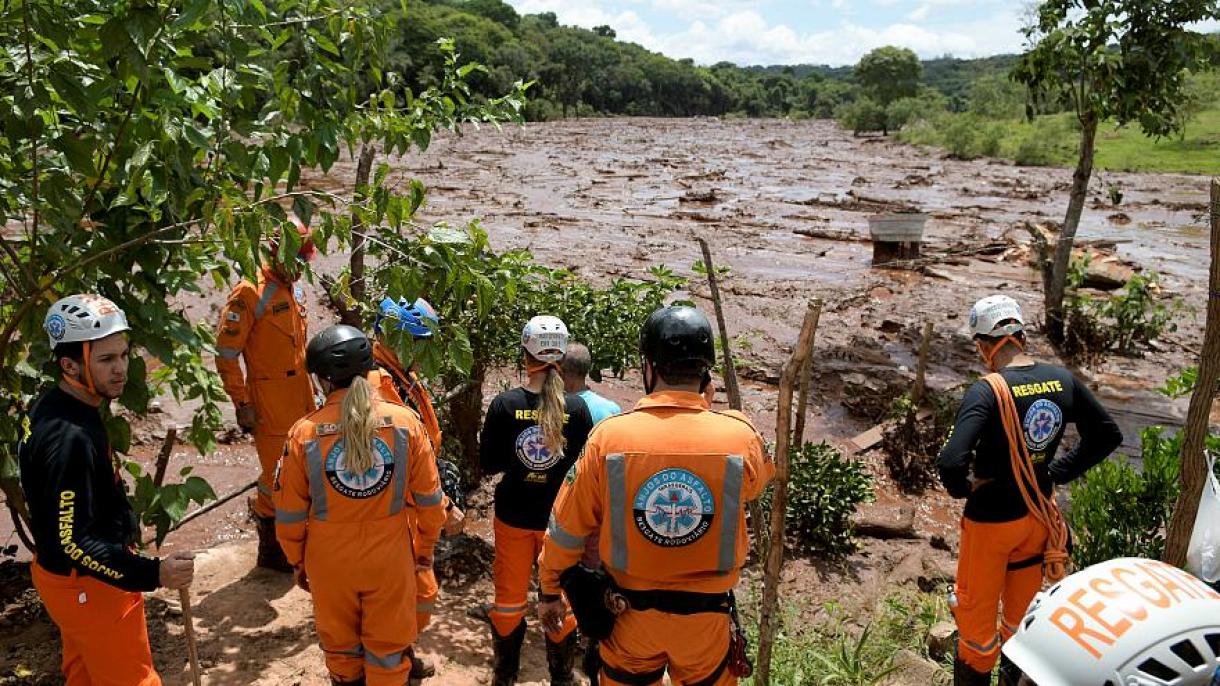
[340,375,379,475]
[539,367,567,455]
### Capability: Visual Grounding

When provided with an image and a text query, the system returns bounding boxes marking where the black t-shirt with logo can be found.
[937,362,1123,523]
[479,387,594,531]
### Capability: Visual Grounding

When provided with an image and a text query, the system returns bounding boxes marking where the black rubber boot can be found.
[996,654,1022,686]
[491,621,526,686]
[255,514,293,572]
[582,638,601,686]
[331,678,365,686]
[407,646,435,685]
[953,658,992,686]
[546,632,580,686]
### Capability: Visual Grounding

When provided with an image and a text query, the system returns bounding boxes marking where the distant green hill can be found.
[395,0,1027,119]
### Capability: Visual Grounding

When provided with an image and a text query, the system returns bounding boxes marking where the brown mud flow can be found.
[2,118,1214,684]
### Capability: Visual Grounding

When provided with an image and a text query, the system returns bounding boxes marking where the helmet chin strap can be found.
[62,340,103,406]
[977,335,1025,372]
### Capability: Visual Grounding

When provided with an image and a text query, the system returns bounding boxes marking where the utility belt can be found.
[559,564,753,681]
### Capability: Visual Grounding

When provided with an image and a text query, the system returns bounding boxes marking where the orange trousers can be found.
[599,608,733,686]
[490,517,576,641]
[252,432,287,517]
[305,519,417,685]
[953,515,1049,672]
[31,562,161,686]
[416,567,437,630]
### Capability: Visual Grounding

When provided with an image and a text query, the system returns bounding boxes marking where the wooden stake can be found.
[152,427,178,489]
[180,588,203,686]
[912,321,934,407]
[1163,178,1220,567]
[696,237,742,409]
[755,301,823,686]
[792,300,824,446]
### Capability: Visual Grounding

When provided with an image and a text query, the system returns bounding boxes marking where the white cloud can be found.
[506,0,1028,67]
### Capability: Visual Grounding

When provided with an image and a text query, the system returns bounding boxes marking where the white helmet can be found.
[522,316,569,363]
[969,294,1025,338]
[1002,557,1220,686]
[44,294,130,349]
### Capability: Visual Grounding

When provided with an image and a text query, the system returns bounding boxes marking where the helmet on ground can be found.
[969,294,1025,339]
[1002,557,1220,686]
[373,297,439,339]
[522,316,568,363]
[639,306,715,372]
[44,294,130,349]
[306,325,374,382]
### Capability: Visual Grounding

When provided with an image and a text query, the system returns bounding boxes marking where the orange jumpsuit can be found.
[215,266,316,517]
[541,391,774,686]
[370,343,446,630]
[273,390,446,685]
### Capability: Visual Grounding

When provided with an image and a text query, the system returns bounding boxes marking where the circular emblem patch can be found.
[45,314,67,341]
[633,469,716,547]
[1023,399,1063,452]
[516,425,561,471]
[324,437,395,499]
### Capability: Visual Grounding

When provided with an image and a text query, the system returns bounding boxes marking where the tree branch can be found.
[20,3,39,260]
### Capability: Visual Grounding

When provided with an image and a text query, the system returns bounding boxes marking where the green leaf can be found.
[182,475,217,504]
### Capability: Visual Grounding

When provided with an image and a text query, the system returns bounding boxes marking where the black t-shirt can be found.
[479,387,594,531]
[937,363,1123,523]
[18,387,161,591]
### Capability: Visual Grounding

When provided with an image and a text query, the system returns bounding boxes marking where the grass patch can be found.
[896,105,1220,175]
[742,587,954,685]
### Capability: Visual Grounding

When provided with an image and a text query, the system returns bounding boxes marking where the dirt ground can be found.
[2,117,1216,684]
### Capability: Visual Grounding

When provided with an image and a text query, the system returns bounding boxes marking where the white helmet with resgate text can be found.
[522,316,569,363]
[44,294,130,349]
[969,294,1025,339]
[1002,557,1220,686]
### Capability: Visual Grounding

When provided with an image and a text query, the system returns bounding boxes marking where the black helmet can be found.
[639,306,715,372]
[306,325,374,382]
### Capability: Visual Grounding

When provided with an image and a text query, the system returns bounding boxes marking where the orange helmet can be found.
[270,215,316,263]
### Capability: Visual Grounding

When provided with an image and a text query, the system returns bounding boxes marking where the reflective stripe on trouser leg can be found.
[954,516,1042,673]
[489,518,577,641]
[253,432,288,518]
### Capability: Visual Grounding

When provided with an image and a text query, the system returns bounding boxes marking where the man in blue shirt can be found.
[560,341,622,684]
[561,342,622,424]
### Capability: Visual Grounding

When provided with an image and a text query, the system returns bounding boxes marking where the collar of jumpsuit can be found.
[633,389,710,412]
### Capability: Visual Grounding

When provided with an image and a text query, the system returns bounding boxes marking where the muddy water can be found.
[3,118,1210,560]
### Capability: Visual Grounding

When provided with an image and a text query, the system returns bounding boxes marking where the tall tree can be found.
[854,46,922,107]
[1013,0,1220,343]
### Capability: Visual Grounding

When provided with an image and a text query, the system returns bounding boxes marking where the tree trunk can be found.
[755,301,822,686]
[792,300,823,446]
[696,238,742,409]
[1045,113,1098,343]
[347,143,377,324]
[447,362,486,484]
[912,321,933,407]
[1162,178,1220,567]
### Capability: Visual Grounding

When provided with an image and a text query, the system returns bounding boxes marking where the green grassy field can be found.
[898,104,1220,175]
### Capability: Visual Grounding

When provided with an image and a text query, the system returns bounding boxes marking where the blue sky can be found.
[503,0,1037,66]
[504,2,1220,67]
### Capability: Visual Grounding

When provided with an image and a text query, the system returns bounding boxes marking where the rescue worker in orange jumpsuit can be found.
[540,306,774,686]
[937,295,1122,686]
[20,295,195,685]
[274,325,446,686]
[215,218,318,571]
[480,316,594,686]
[370,296,467,684]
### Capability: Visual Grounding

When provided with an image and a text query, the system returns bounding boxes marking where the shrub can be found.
[1065,427,1220,567]
[1013,131,1060,166]
[1063,256,1181,361]
[836,97,888,135]
[882,388,963,493]
[763,442,874,556]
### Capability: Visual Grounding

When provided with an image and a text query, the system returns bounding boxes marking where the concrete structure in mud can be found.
[869,213,929,265]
